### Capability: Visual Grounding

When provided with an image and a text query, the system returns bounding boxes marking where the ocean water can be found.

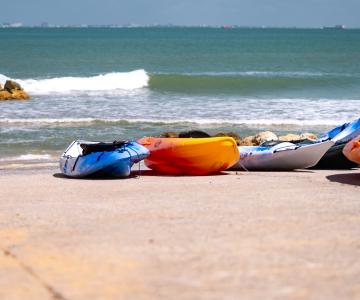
[0,27,360,162]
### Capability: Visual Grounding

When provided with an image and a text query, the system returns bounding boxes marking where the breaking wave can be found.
[1,70,359,95]
[0,70,149,94]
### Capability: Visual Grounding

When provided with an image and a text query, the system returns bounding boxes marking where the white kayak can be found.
[232,140,334,171]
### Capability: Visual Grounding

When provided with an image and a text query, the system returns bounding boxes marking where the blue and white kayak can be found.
[314,117,360,169]
[318,117,360,144]
[232,140,334,171]
[60,140,149,178]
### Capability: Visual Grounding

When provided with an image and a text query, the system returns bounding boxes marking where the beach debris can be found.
[279,133,302,141]
[0,80,30,101]
[178,130,211,138]
[253,131,278,145]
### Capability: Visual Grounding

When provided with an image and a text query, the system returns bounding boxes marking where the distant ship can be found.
[322,25,346,30]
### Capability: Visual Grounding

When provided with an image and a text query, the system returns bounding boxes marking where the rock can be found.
[300,132,317,141]
[179,130,211,138]
[0,89,29,101]
[239,136,256,146]
[0,84,3,90]
[0,80,29,101]
[254,131,278,145]
[214,132,241,145]
[12,90,29,99]
[4,80,23,92]
[279,133,301,142]
[160,132,179,138]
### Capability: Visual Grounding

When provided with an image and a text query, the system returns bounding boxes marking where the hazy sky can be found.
[1,0,360,27]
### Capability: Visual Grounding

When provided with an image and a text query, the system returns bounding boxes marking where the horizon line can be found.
[0,24,359,30]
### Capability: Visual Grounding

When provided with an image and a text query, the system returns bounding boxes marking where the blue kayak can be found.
[318,117,360,144]
[60,140,149,178]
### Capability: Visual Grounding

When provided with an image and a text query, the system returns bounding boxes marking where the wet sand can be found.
[0,167,360,300]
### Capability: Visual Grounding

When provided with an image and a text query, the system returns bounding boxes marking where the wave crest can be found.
[0,70,149,94]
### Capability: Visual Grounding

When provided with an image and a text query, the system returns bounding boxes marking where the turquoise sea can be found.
[0,27,360,162]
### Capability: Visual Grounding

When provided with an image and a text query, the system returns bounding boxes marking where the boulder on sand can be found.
[178,130,211,138]
[279,133,301,142]
[157,131,318,145]
[300,132,317,141]
[239,136,256,146]
[214,132,241,145]
[0,80,30,101]
[160,132,179,138]
[253,131,278,145]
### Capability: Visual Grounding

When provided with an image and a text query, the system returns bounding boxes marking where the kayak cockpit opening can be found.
[62,140,128,157]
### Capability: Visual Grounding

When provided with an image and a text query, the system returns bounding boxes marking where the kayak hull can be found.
[59,140,149,178]
[314,117,360,169]
[311,142,358,169]
[137,137,239,175]
[232,140,334,171]
[318,118,360,143]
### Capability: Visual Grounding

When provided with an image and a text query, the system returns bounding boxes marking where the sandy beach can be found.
[1,6,360,299]
[1,166,359,300]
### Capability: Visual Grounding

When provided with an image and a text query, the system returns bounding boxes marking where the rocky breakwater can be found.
[160,130,318,146]
[238,131,318,146]
[0,80,30,100]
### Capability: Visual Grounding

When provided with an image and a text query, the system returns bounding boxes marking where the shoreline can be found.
[0,158,59,175]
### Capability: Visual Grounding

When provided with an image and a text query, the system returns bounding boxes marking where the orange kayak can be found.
[137,137,239,175]
[343,135,360,164]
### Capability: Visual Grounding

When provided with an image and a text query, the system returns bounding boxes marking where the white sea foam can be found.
[0,73,10,83]
[0,118,98,125]
[0,117,347,127]
[0,70,149,94]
